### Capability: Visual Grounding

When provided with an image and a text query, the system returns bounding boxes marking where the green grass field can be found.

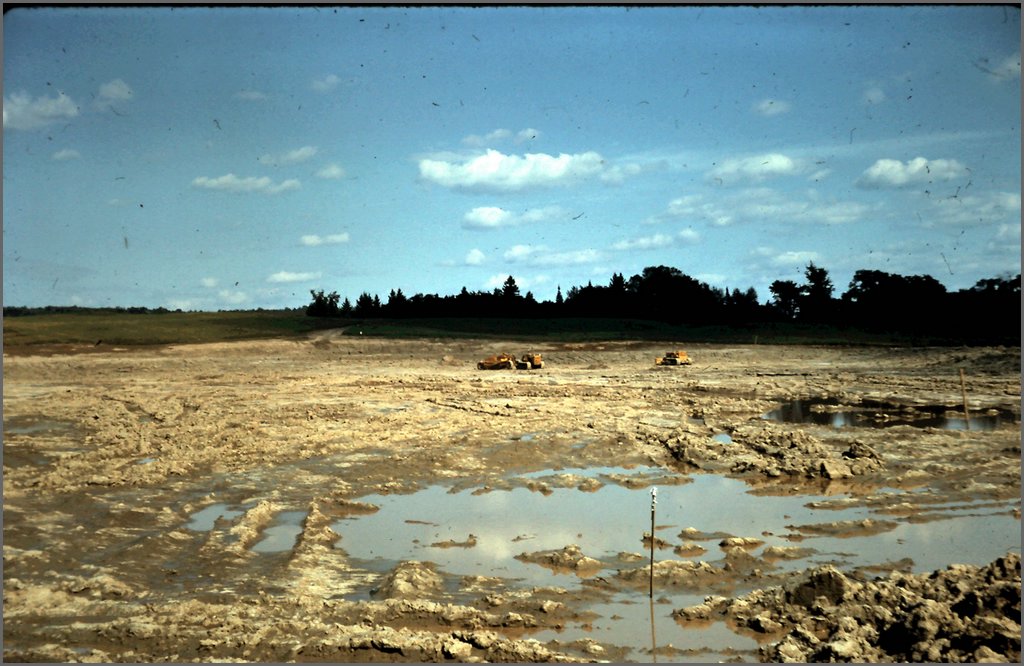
[2,309,976,350]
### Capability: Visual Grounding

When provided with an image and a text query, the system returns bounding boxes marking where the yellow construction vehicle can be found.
[655,350,692,366]
[515,352,544,369]
[478,352,517,370]
[477,352,544,370]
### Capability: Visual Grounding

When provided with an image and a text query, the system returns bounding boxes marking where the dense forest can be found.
[305,263,1021,344]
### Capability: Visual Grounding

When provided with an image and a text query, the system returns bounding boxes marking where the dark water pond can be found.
[762,398,1013,431]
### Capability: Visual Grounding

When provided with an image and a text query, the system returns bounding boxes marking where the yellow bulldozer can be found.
[477,352,543,370]
[655,350,692,366]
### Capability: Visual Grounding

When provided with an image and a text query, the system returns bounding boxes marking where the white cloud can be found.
[311,74,340,92]
[167,298,199,311]
[465,248,486,265]
[504,244,538,261]
[266,271,321,283]
[600,162,643,184]
[3,91,79,130]
[95,79,133,110]
[503,244,602,267]
[462,129,511,147]
[922,191,1021,227]
[419,149,606,192]
[463,205,565,229]
[856,157,968,188]
[316,163,346,179]
[300,233,350,246]
[707,153,800,184]
[754,98,791,116]
[259,146,318,166]
[515,128,541,143]
[192,173,300,194]
[611,229,699,251]
[52,148,81,161]
[461,128,541,148]
[753,248,822,268]
[201,277,219,288]
[666,189,868,227]
[218,289,249,305]
[464,206,512,228]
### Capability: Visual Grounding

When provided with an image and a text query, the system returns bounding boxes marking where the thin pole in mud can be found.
[649,486,657,599]
[649,597,658,663]
[960,368,971,430]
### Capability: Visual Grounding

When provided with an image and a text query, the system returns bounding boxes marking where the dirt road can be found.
[3,335,1020,662]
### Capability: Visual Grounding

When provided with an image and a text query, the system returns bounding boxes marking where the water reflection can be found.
[763,399,1009,431]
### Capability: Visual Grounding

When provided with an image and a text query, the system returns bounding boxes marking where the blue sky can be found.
[3,5,1020,310]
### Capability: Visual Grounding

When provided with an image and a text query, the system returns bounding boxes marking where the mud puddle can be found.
[329,468,1020,661]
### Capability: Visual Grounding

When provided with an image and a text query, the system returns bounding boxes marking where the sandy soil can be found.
[3,333,1020,662]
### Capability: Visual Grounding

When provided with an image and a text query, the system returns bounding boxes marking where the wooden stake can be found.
[960,368,971,430]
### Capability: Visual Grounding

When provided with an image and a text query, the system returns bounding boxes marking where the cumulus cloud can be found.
[465,248,486,265]
[218,289,249,305]
[856,157,968,188]
[503,244,602,266]
[200,277,218,288]
[259,146,318,166]
[462,205,564,229]
[611,229,699,251]
[707,153,800,184]
[300,233,350,246]
[419,149,606,192]
[462,129,512,147]
[192,173,300,194]
[94,79,133,110]
[754,98,791,116]
[3,91,79,130]
[267,271,321,283]
[52,148,81,161]
[464,206,511,229]
[316,163,346,179]
[311,74,340,92]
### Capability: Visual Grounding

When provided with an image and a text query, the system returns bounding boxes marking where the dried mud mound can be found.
[647,421,885,480]
[676,552,1021,663]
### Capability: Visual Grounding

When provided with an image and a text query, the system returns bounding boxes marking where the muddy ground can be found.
[3,334,1021,662]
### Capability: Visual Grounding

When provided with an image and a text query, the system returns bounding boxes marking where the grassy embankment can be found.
[1,309,977,351]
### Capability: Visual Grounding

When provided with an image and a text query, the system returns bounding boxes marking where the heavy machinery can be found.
[477,352,544,370]
[478,353,516,370]
[655,350,692,366]
[515,352,544,370]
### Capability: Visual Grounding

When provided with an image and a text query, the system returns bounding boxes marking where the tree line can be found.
[307,263,1020,344]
